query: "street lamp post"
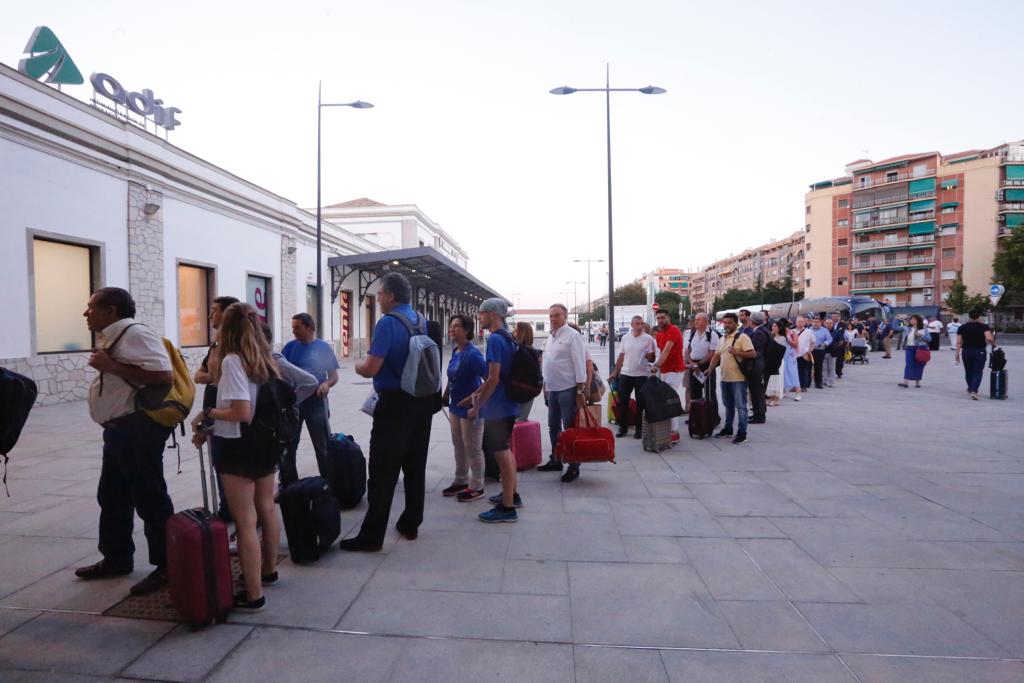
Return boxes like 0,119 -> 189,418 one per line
573,257 -> 604,318
565,280 -> 586,324
551,66 -> 665,371
316,81 -> 373,338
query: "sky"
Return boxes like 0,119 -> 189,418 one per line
3,0 -> 1022,309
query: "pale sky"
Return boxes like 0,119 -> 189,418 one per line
3,0 -> 1021,308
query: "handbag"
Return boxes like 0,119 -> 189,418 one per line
588,363 -> 606,403
914,345 -> 931,364
556,407 -> 615,464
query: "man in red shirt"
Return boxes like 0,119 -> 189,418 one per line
651,310 -> 685,442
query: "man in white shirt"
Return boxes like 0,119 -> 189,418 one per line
927,317 -> 943,351
683,313 -> 721,409
946,317 -> 960,351
537,304 -> 587,482
608,316 -> 656,439
76,287 -> 175,598
796,316 -> 815,391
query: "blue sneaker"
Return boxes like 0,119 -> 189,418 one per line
479,505 -> 518,524
487,492 -> 523,508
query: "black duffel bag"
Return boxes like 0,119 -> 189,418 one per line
640,376 -> 684,424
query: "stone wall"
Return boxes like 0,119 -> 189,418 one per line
280,235 -> 297,343
127,182 -> 166,334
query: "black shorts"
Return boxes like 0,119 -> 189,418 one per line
483,416 -> 516,452
212,435 -> 279,480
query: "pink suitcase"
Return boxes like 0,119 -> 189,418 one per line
511,420 -> 542,471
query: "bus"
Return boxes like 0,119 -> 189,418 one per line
767,296 -> 888,323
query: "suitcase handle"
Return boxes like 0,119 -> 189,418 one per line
197,443 -> 217,514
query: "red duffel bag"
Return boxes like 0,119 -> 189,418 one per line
556,407 -> 616,464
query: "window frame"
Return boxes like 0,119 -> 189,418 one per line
176,260 -> 216,348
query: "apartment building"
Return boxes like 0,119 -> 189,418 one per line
805,140 -> 1023,306
690,231 -> 806,313
639,268 -> 695,296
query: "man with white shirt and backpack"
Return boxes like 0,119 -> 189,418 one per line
608,316 -> 656,439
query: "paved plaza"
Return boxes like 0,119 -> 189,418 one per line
1,341 -> 1022,682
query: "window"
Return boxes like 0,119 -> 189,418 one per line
941,270 -> 957,280
33,238 -> 96,353
940,224 -> 958,236
838,219 -> 849,227
805,279 -> 811,287
805,205 -> 811,215
838,199 -> 849,208
941,206 -> 956,214
837,278 -> 846,286
535,322 -> 545,332
838,238 -> 848,247
942,248 -> 956,259
806,243 -> 811,251
306,284 -> 319,330
838,258 -> 848,266
247,275 -> 272,324
805,224 -> 811,232
178,264 -> 213,347
886,172 -> 898,182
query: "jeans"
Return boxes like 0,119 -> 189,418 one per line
812,349 -> 827,388
835,348 -> 845,377
720,380 -> 748,434
962,348 -> 986,394
280,396 -> 331,487
616,374 -> 647,434
355,390 -> 434,545
823,355 -> 836,386
98,413 -> 174,569
449,412 -> 485,491
547,387 -> 579,464
797,356 -> 812,390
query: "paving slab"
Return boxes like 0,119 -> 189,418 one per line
842,654 -> 1024,683
507,512 -> 626,561
659,650 -> 858,682
737,539 -> 861,603
687,483 -> 812,517
368,529 -> 508,593
715,600 -> 830,652
390,637 -> 574,683
122,623 -> 253,682
681,538 -> 785,600
573,645 -> 669,683
500,559 -> 569,595
0,607 -> 40,637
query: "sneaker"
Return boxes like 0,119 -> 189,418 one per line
748,417 -> 766,425
457,488 -> 485,502
240,571 -> 280,586
233,592 -> 266,613
488,492 -> 523,508
633,431 -> 642,439
714,428 -> 734,438
479,505 -> 518,524
616,430 -> 629,438
74,560 -> 133,581
560,466 -> 580,483
670,431 -> 681,444
129,568 -> 167,596
442,482 -> 467,497
971,393 -> 979,401
537,459 -> 563,472
732,432 -> 747,444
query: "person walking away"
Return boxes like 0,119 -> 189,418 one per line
684,313 -> 721,414
340,273 -> 436,549
599,324 -> 609,348
866,315 -> 880,352
706,313 -> 756,444
537,304 -> 588,482
442,314 -> 488,501
946,317 -> 961,352
822,319 -> 837,387
810,317 -> 831,389
742,312 -> 770,424
190,303 -> 282,612
898,314 -> 932,388
608,315 -> 656,439
765,321 -> 787,406
513,322 -> 536,421
76,287 -> 175,596
780,318 -> 802,401
469,298 -> 523,522
830,313 -> 847,378
652,310 -> 686,442
795,317 -> 815,391
193,296 -> 239,523
279,313 -> 339,490
927,317 -> 943,351
955,309 -> 995,400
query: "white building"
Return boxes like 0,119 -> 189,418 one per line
0,62 -> 499,404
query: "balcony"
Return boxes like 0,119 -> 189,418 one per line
999,203 -> 1024,213
1001,179 -> 1024,188
851,189 -> 935,210
853,170 -> 935,192
851,257 -> 934,273
851,235 -> 935,253
852,212 -> 934,233
851,279 -> 933,294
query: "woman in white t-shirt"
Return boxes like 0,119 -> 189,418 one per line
191,303 -> 281,613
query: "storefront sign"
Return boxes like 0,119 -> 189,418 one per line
89,73 -> 182,131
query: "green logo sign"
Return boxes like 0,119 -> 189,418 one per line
18,26 -> 84,85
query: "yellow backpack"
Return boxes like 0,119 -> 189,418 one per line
104,324 -> 196,429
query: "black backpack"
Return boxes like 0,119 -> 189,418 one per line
990,347 -> 1007,372
495,328 -> 543,402
0,368 -> 38,495
241,378 -> 299,458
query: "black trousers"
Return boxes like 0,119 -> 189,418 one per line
98,413 -> 173,569
797,357 -> 812,390
834,349 -> 845,378
356,390 -> 434,546
812,350 -> 826,388
747,370 -> 766,419
616,374 -> 647,434
688,367 -> 717,406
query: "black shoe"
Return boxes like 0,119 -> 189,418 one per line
74,560 -> 133,580
442,481 -> 467,497
339,537 -> 383,552
560,466 -> 580,483
396,523 -> 418,541
239,571 -> 280,586
748,417 -> 766,424
732,432 -> 747,444
129,568 -> 167,596
537,459 -> 563,472
633,432 -> 642,439
714,428 -> 734,438
616,430 -> 628,438
233,592 -> 266,613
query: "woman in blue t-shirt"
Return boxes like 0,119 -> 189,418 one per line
441,314 -> 489,502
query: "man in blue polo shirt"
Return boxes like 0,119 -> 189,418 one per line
280,313 -> 339,488
339,272 -> 435,551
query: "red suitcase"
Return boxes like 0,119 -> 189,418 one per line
166,443 -> 233,628
511,420 -> 542,471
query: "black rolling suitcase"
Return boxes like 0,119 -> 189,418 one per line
990,370 -> 1007,400
326,433 -> 367,509
278,477 -> 340,564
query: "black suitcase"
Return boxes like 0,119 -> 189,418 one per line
687,380 -> 718,439
325,433 -> 367,509
641,376 -> 684,424
990,369 -> 1008,400
278,477 -> 340,564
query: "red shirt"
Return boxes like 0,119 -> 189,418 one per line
655,324 -> 684,373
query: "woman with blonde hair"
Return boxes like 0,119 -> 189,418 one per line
191,303 -> 281,612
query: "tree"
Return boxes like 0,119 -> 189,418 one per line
613,282 -> 646,305
712,288 -> 759,312
945,272 -> 990,315
654,291 -> 686,323
993,228 -> 1024,309
579,305 -> 606,325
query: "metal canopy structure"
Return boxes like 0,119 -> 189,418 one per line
328,246 -> 505,316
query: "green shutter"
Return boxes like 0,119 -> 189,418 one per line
909,199 -> 934,212
940,202 -> 960,208
1005,189 -> 1024,201
909,178 -> 936,194
1007,165 -> 1024,180
940,178 -> 959,188
1007,214 -> 1024,228
909,221 -> 936,235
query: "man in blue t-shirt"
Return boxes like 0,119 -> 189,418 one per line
339,272 -> 436,552
463,298 -> 521,524
280,313 -> 339,488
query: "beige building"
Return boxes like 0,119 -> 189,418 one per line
690,231 -> 806,313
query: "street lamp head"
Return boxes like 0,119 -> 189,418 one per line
549,86 -> 577,95
638,86 -> 666,95
350,100 -> 375,108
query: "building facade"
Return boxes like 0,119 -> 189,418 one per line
639,268 -> 695,296
690,231 -> 806,313
805,141 -> 1023,306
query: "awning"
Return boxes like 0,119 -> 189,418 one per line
1007,165 -> 1024,180
1006,213 -> 1024,228
328,246 -> 506,307
940,202 -> 960,208
1005,189 -> 1024,201
909,221 -> 936,236
940,178 -> 959,188
909,199 -> 935,212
